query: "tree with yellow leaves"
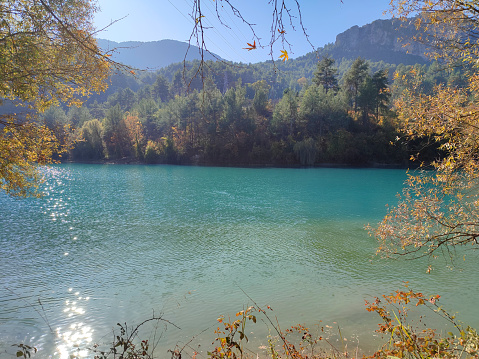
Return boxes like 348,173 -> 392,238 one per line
124,112 -> 145,159
0,0 -> 115,197
372,0 -> 479,261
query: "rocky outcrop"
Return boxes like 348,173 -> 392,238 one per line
331,19 -> 429,65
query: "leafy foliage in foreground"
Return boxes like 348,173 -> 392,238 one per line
364,286 -> 478,359
30,286 -> 473,359
0,0 -> 113,197
0,119 -> 61,197
371,0 -> 479,260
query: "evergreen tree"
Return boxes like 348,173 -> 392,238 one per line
170,70 -> 184,97
152,75 -> 170,102
298,85 -> 322,137
357,76 -> 376,129
343,57 -> 369,112
252,80 -> 270,117
272,89 -> 298,139
313,56 -> 339,93
371,70 -> 391,121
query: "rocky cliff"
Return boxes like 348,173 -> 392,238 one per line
330,18 -> 429,65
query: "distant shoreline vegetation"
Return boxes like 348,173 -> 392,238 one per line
63,157 -> 409,169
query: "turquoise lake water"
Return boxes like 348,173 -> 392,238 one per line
0,164 -> 477,358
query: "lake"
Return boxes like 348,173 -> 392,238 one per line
1,164 -> 477,358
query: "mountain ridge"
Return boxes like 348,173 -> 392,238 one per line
96,38 -> 222,70
97,18 -> 429,71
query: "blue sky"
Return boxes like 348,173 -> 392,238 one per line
94,0 -> 391,62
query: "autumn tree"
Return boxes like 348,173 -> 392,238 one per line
372,0 -> 479,261
0,122 -> 60,197
0,0 -> 116,197
124,112 -> 145,159
103,105 -> 131,159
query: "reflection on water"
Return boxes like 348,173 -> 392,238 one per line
0,164 -> 478,357
55,289 -> 92,358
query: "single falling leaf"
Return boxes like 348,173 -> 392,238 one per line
243,40 -> 256,51
279,50 -> 289,61
130,70 -> 136,75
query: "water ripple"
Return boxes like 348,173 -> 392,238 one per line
1,164 -> 478,357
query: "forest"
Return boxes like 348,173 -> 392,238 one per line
38,56 -> 464,167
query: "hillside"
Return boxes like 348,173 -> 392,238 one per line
96,39 -> 222,70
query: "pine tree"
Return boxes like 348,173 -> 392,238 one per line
312,56 -> 339,93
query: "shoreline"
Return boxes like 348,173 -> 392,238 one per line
62,158 -> 410,170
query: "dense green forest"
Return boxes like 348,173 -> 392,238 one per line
39,54 -> 464,167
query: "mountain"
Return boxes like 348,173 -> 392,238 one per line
97,18 -> 428,74
325,18 -> 429,65
96,39 -> 222,70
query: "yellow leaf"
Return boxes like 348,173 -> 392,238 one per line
279,50 -> 288,62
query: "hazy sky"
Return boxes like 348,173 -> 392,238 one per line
93,0 -> 391,62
